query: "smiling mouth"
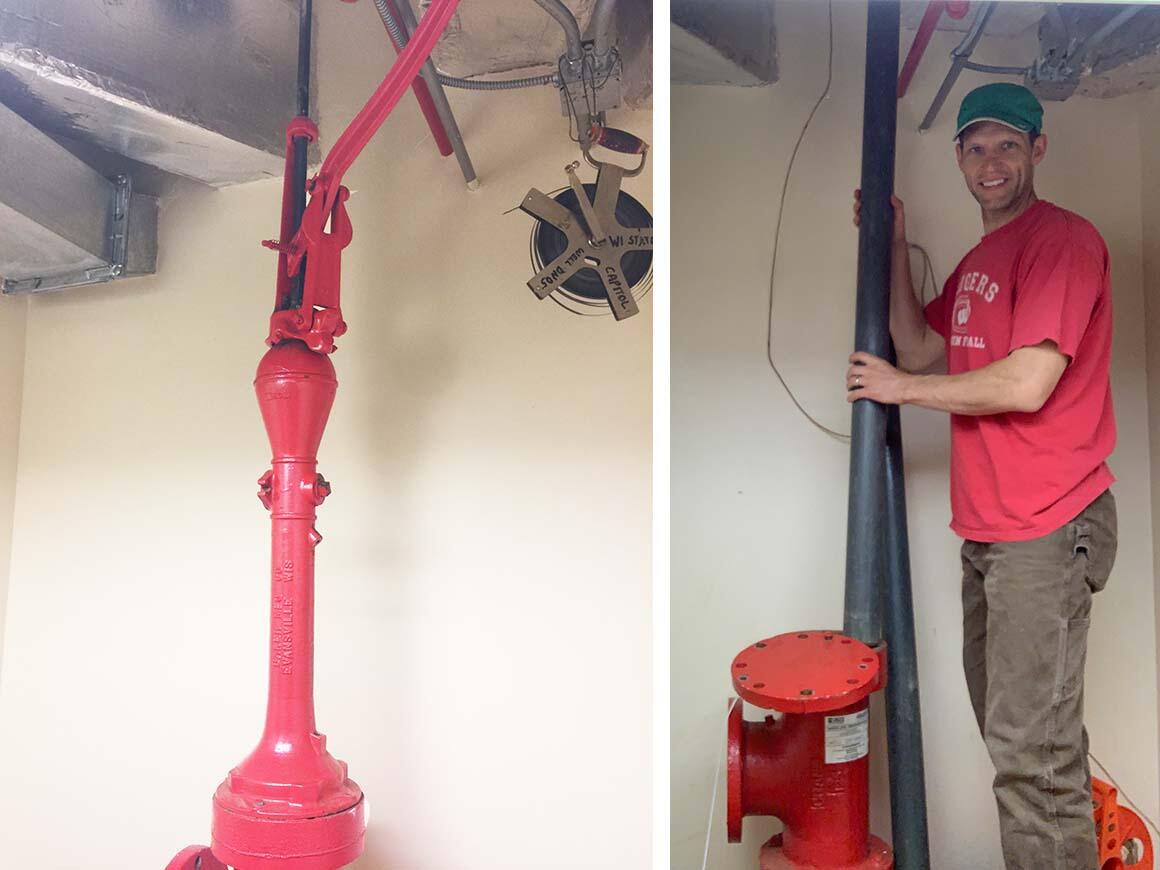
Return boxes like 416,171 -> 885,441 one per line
979,178 -> 1008,189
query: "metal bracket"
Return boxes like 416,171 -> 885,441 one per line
3,175 -> 135,294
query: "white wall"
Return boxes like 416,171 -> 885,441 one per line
0,292 -> 27,670
0,3 -> 652,868
672,2 -> 1159,868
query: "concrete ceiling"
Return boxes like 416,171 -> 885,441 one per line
672,0 -> 777,86
672,0 -> 776,86
674,0 -> 1160,100
433,0 -> 598,75
899,1 -> 1160,100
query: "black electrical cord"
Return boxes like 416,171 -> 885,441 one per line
764,0 -> 847,440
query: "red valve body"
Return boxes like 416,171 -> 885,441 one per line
211,340 -> 365,870
728,632 -> 893,869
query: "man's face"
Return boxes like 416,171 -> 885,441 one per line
955,121 -> 1047,213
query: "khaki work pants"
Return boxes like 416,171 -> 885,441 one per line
960,489 -> 1117,870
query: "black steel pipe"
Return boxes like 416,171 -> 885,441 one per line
286,0 -> 313,311
882,394 -> 931,870
844,0 -> 899,645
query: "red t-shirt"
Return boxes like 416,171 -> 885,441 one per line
923,200 -> 1116,543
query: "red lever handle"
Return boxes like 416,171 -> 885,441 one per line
269,0 -> 461,352
314,0 -> 460,215
589,125 -> 648,155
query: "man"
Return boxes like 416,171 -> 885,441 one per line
850,82 -> 1118,870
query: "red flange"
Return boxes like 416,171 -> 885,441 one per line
731,631 -> 886,714
727,632 -> 892,869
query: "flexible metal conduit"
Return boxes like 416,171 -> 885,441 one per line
373,0 -> 559,89
434,70 -> 558,90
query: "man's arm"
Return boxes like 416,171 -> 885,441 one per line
854,191 -> 944,372
846,341 -> 1068,415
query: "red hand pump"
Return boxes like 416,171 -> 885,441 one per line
167,2 -> 460,867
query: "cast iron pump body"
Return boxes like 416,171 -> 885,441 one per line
165,0 -> 461,866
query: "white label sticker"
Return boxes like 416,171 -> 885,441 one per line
824,709 -> 869,764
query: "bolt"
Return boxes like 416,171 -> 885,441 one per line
257,469 -> 274,509
314,474 -> 332,505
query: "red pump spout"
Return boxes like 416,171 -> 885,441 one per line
211,340 -> 365,870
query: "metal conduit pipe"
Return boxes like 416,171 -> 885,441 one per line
919,1 -> 998,132
532,0 -> 585,63
1077,4 -> 1145,57
844,0 -> 900,645
589,0 -> 617,59
374,0 -> 558,90
951,4 -> 1141,81
375,0 -> 479,186
883,395 -> 931,870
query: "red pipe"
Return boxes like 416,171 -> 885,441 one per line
380,0 -> 454,156
898,1 -> 970,99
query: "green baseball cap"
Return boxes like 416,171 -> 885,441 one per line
954,82 -> 1043,140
